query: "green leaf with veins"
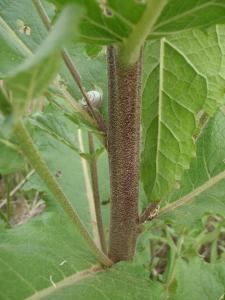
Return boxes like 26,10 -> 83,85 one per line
141,38 -> 206,202
29,110 -> 82,155
29,263 -> 165,300
23,103 -> 110,230
4,4 -> 83,118
0,212 -> 96,300
50,0 -> 225,44
160,110 -> 225,227
168,257 -> 225,300
167,26 -> 225,115
141,26 -> 225,203
0,1 -> 108,127
0,0 -> 55,77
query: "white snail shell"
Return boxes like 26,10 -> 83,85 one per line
81,90 -> 102,109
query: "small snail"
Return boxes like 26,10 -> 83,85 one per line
81,90 -> 103,109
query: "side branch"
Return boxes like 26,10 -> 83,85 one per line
15,120 -> 112,267
140,170 -> 225,223
32,0 -> 106,134
88,133 -> 107,253
159,170 -> 225,216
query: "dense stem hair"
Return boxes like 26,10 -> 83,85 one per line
107,46 -> 142,262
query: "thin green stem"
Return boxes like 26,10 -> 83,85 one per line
88,132 -> 107,254
121,0 -> 167,65
140,170 -> 225,224
14,120 -> 112,267
32,0 -> 107,134
77,129 -> 101,247
159,170 -> 225,217
32,0 -> 51,30
0,170 -> 35,209
5,175 -> 12,220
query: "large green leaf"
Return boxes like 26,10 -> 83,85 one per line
168,257 -> 225,300
21,104 -> 109,232
0,1 -> 108,126
28,263 -> 165,300
50,0 -> 225,44
141,26 -> 225,203
153,0 -> 225,36
0,212 -> 96,300
160,110 -> 225,227
4,4 -> 82,117
141,38 -> 206,202
0,0 -> 54,77
168,26 -> 225,115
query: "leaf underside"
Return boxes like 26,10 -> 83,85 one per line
141,26 -> 225,203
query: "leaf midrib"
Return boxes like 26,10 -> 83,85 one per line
26,264 -> 102,300
0,15 -> 32,56
153,2 -> 225,31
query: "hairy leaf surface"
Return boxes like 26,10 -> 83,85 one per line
4,5 -> 82,117
160,110 -> 225,227
141,27 -> 225,203
50,0 -> 225,44
168,257 -> 225,300
0,212 -> 96,300
28,263 -> 165,300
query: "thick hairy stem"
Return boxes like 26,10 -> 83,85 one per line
88,133 -> 107,253
107,46 -> 141,262
15,120 -> 112,267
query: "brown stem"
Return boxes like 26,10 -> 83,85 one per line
107,46 -> 142,262
88,132 -> 107,254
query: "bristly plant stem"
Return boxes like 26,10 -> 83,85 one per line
107,46 -> 142,262
14,120 -> 112,267
32,0 -> 106,134
88,133 -> 107,254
